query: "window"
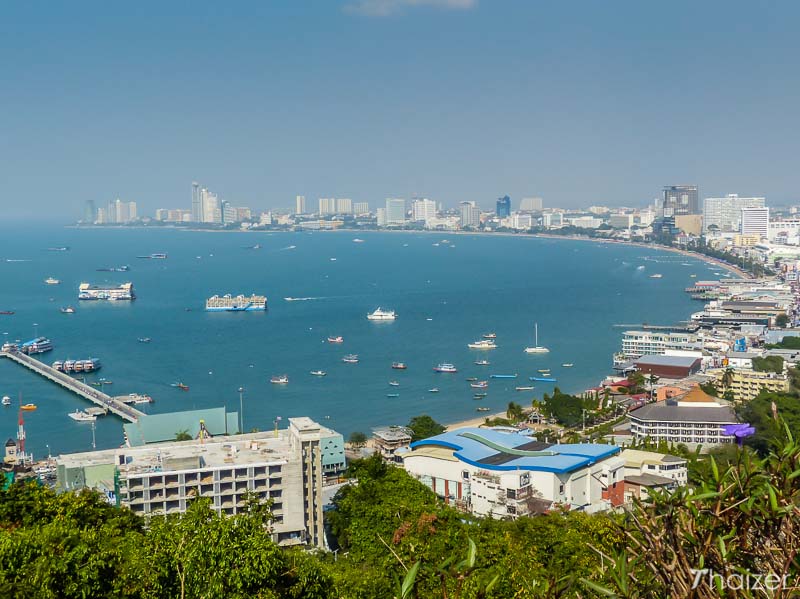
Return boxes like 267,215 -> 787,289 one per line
559,484 -> 565,495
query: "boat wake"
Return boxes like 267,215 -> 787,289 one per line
280,245 -> 297,251
284,296 -> 321,302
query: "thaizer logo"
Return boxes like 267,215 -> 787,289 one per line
691,568 -> 789,591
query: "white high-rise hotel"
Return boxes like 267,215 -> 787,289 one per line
740,206 -> 770,239
703,194 -> 765,232
411,198 -> 437,223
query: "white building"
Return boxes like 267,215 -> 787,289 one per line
402,428 -> 625,516
568,216 -> 603,229
200,188 -> 222,224
459,201 -> 480,228
768,219 -> 800,245
519,197 -> 543,211
609,213 -> 634,229
56,418 -> 336,548
295,195 -> 306,215
510,212 -> 533,230
620,330 -> 700,359
353,202 -> 369,215
385,198 -> 406,225
411,198 -> 437,224
335,198 -> 353,214
542,212 -> 563,228
703,195 -> 765,232
618,449 -> 688,486
636,209 -> 656,227
376,207 -> 386,227
741,206 -> 769,239
318,198 -> 336,215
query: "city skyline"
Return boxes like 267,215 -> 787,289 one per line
3,1 -> 800,220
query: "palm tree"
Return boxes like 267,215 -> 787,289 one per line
721,367 -> 735,393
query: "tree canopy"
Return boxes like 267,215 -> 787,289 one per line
407,414 -> 446,441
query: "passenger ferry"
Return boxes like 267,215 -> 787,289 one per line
391,362 -> 407,370
79,282 -> 135,301
270,375 -> 289,384
327,336 -> 344,343
205,294 -> 267,311
367,308 -> 396,321
342,354 -> 359,364
20,337 -> 53,355
434,363 -> 458,373
468,339 -> 497,350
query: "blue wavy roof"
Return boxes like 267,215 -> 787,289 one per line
410,427 -> 620,474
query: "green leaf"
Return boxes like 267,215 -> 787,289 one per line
401,561 -> 420,599
580,577 -> 619,597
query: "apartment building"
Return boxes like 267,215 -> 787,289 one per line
707,367 -> 790,401
620,330 -> 699,359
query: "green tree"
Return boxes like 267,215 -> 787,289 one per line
407,414 -> 446,441
751,355 -> 784,374
506,401 -> 525,422
175,429 -> 192,441
736,390 -> 800,455
348,431 -> 368,448
775,313 -> 790,328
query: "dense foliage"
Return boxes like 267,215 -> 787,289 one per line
537,387 -> 596,428
407,415 -> 446,442
751,355 -> 785,374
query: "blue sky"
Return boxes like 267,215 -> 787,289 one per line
2,0 -> 799,219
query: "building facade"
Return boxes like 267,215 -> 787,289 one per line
353,202 -> 369,215
459,201 -> 480,228
662,185 -> 699,216
740,207 -> 770,239
295,195 -> 306,215
520,197 -> 543,211
496,195 -> 511,218
703,194 -> 765,232
411,198 -> 437,223
385,198 -> 407,225
708,368 -> 789,401
620,330 -> 699,359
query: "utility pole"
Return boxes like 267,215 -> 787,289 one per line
238,387 -> 244,432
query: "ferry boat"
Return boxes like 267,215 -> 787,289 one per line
367,308 -> 396,321
79,282 -> 135,301
270,375 -> 289,384
391,362 -> 407,370
490,374 -> 517,379
342,354 -> 359,364
1,396 -> 11,406
327,336 -> 344,343
205,294 -> 267,311
53,358 -> 100,373
482,333 -> 497,339
467,339 -> 497,350
20,404 -> 37,411
470,381 -> 488,389
60,306 -> 76,314
530,376 -> 557,382
44,277 -> 60,285
68,409 -> 96,422
515,386 -> 535,391
20,337 -> 53,355
434,363 -> 458,373
475,359 -> 490,366
389,381 -> 400,387
1,342 -> 18,352
649,274 -> 663,279
524,323 -> 549,354
310,370 -> 327,376
476,406 -> 491,412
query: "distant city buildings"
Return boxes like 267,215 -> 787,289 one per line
459,201 -> 480,228
662,185 -> 699,216
83,200 -> 96,223
385,198 -> 407,225
295,195 -> 306,215
740,206 -> 770,239
496,195 -> 511,218
703,194 -> 765,232
155,209 -> 192,222
520,197 -> 543,212
96,199 -> 137,224
411,198 -> 437,224
336,198 -> 353,215
353,201 -> 369,215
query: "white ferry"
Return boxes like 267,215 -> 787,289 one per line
367,308 -> 396,321
433,363 -> 458,373
79,282 -> 135,301
205,294 -> 267,311
467,339 -> 497,350
270,375 -> 289,384
45,277 -> 60,285
68,409 -> 96,422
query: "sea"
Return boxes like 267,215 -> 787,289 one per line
0,225 -> 730,457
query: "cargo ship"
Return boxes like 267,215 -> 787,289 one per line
78,282 -> 135,301
20,337 -> 53,355
205,294 -> 267,311
53,358 -> 101,373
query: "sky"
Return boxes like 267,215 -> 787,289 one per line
2,0 -> 800,220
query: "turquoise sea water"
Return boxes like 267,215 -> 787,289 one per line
0,226 -> 725,457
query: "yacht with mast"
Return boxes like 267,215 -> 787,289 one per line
524,323 -> 549,354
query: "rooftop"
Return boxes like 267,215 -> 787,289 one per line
634,355 -> 701,367
619,449 -> 686,467
629,399 -> 737,425
407,428 -> 620,474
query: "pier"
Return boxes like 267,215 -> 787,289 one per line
0,350 -> 145,423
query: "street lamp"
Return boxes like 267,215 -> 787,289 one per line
33,323 -> 38,338
46,444 -> 51,459
238,387 -> 244,433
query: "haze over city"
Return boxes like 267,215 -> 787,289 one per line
3,0 -> 800,220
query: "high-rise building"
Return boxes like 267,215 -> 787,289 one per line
520,197 -> 543,212
662,185 -> 699,216
83,200 -> 97,223
221,201 -> 237,224
411,199 -> 437,223
385,198 -> 406,225
295,195 -> 306,215
201,188 -> 222,224
703,194 -> 765,232
235,207 -> 252,222
353,202 -> 369,215
96,207 -> 107,224
129,202 -> 137,221
376,207 -> 386,227
108,198 -> 136,224
459,201 -> 480,228
740,207 -> 769,239
318,198 -> 336,215
336,198 -> 353,214
496,195 -> 511,218
191,182 -> 202,222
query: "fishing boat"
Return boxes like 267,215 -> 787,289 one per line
1,396 -> 11,406
389,381 -> 400,387
562,363 -> 574,367
476,407 -> 491,412
138,337 -> 152,343
0,311 -> 14,315
386,393 -> 400,398
482,333 -> 497,339
342,354 -> 359,364
44,277 -> 60,285
468,339 -> 497,350
60,306 -> 76,314
470,381 -> 488,389
473,393 -> 487,399
530,376 -> 557,382
68,409 -> 96,422
474,359 -> 490,366
20,404 -> 37,411
649,274 -> 663,279
434,363 -> 457,373
524,323 -> 549,354
490,374 -> 517,379
537,369 -> 551,373
327,336 -> 344,344
428,388 -> 439,393
270,375 -> 289,384
515,386 -> 535,391
310,370 -> 327,376
171,382 -> 189,391
391,362 -> 407,370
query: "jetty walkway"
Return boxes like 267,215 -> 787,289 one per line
0,350 -> 145,422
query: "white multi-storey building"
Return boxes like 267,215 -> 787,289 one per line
519,197 -> 543,211
335,198 -> 353,214
56,418 -> 336,547
703,195 -> 765,232
353,202 -> 369,215
620,330 -> 699,359
295,195 -> 306,215
200,188 -> 222,224
510,212 -> 533,230
740,206 -> 770,239
609,213 -> 634,229
459,201 -> 480,228
318,198 -> 336,215
411,198 -> 437,224
385,198 -> 407,225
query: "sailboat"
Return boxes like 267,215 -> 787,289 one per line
524,323 -> 550,354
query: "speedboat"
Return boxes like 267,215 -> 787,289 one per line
562,363 -> 574,367
538,369 -> 551,373
171,382 -> 189,391
1,396 -> 10,406
428,388 -> 439,393
68,409 -> 96,422
386,393 -> 400,398
476,407 -> 491,412
389,381 -> 400,387
470,381 -> 488,389
327,336 -> 344,344
649,274 -> 663,279
475,360 -> 490,366
391,362 -> 407,370
342,354 -> 359,363
20,403 -> 37,411
44,277 -> 60,285
473,393 -> 487,399
466,377 -> 478,382
60,306 -> 76,314
310,370 -> 327,376
270,375 -> 289,384
138,337 -> 152,343
515,386 -> 535,391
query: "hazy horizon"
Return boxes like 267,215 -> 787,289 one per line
3,1 -> 799,219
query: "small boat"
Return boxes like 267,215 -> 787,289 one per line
270,375 -> 289,384
60,306 -> 76,314
386,393 -> 400,398
171,382 -> 189,391
524,323 -> 549,354
1,396 -> 11,406
475,359 -> 490,366
44,277 -> 60,285
538,369 -> 551,373
530,376 -> 557,382
0,310 -> 14,315
434,363 -> 458,373
389,381 -> 400,387
330,257 -> 337,261
428,388 -> 439,393
482,333 -> 497,339
562,363 -> 574,368
90,382 -> 102,387
68,409 -> 96,422
473,393 -> 487,399
649,274 -> 663,279
352,238 -> 365,243
476,407 -> 491,412
468,339 -> 497,350
470,381 -> 488,389
327,336 -> 344,344
367,308 -> 397,321
342,354 -> 359,363
391,362 -> 407,370
466,377 -> 478,382
690,274 -> 697,278
310,370 -> 327,376
490,374 -> 518,379
20,403 -> 37,411
47,247 -> 69,252
515,386 -> 535,391
138,337 -> 152,343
